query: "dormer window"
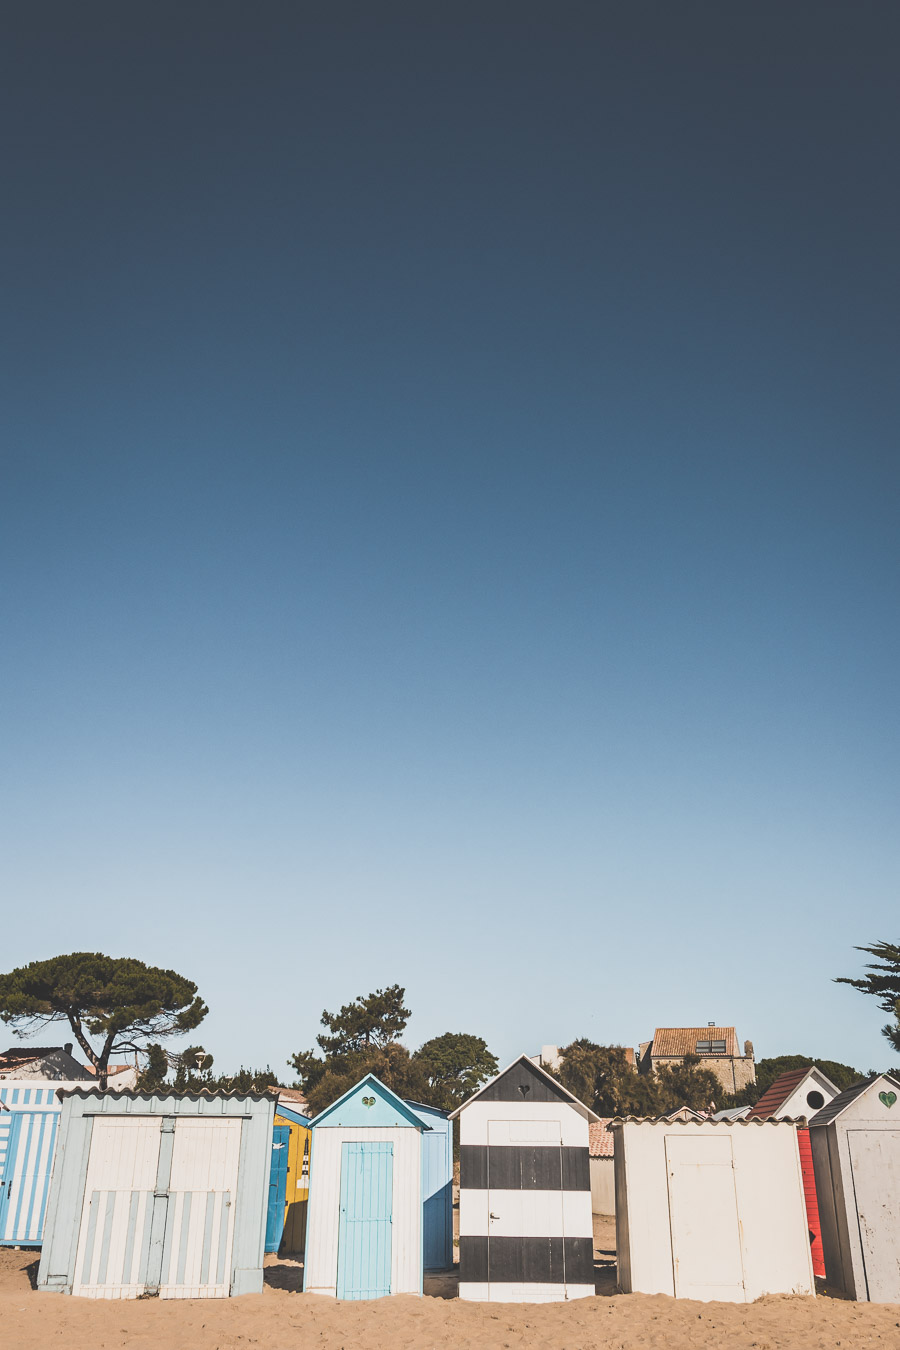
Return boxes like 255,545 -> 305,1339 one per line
696,1039 -> 727,1054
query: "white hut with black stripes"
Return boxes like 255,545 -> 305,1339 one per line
450,1054 -> 599,1302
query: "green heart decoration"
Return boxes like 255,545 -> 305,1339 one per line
361,1095 -> 376,1108
879,1090 -> 897,1109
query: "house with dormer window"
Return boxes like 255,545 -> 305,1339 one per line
638,1024 -> 756,1094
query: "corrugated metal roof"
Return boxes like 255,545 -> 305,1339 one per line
56,1086 -> 276,1102
808,1072 -> 900,1127
607,1115 -> 805,1128
589,1119 -> 615,1157
650,1027 -> 740,1057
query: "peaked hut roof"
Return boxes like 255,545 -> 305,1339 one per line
449,1053 -> 599,1122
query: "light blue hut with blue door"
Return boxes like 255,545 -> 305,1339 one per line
303,1074 -> 450,1298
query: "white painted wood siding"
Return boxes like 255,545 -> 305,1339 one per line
73,1118 -> 163,1298
461,1188 -> 591,1238
304,1126 -> 421,1297
615,1121 -> 814,1301
460,1101 -> 589,1148
159,1118 -> 242,1299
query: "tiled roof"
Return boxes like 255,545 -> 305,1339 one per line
746,1068 -> 815,1119
0,1047 -> 65,1063
278,1086 -> 310,1110
589,1119 -> 615,1157
651,1027 -> 739,1058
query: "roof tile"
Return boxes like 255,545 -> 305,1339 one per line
651,1027 -> 740,1058
589,1119 -> 615,1157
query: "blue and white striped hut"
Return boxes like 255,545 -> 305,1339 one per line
0,1080 -> 87,1248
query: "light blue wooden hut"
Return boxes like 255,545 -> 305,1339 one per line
304,1074 -> 451,1298
406,1099 -> 453,1271
37,1088 -> 275,1298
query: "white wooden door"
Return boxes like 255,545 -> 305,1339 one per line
848,1129 -> 900,1302
73,1118 -> 163,1298
665,1135 -> 745,1301
159,1118 -> 242,1298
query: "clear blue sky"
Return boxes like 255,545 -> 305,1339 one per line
2,3 -> 898,1079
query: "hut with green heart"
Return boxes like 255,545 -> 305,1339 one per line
303,1073 -> 442,1299
809,1071 -> 900,1301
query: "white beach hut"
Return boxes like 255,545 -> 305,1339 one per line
809,1072 -> 900,1302
37,1088 -> 274,1298
611,1116 -> 815,1301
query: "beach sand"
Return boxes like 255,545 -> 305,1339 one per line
3,1217 -> 898,1349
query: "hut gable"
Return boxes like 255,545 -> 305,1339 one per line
450,1054 -> 599,1121
310,1075 -> 426,1131
809,1072 -> 900,1128
747,1066 -> 839,1122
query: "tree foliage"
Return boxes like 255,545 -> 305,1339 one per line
135,1042 -> 170,1092
556,1040 -> 723,1115
290,986 -> 498,1115
556,1041 -> 657,1115
135,1042 -> 279,1096
0,952 -> 207,1089
836,941 -> 900,1052
414,1033 -> 498,1111
316,985 -> 411,1057
653,1055 -> 722,1113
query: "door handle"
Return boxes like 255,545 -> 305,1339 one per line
489,1212 -> 500,1220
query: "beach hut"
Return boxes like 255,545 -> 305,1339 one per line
746,1065 -> 840,1278
303,1073 -> 431,1299
37,1087 -> 274,1298
451,1054 -> 598,1303
612,1116 -> 815,1301
0,1079 -> 90,1247
406,1099 -> 453,1270
809,1072 -> 900,1302
268,1100 -> 311,1256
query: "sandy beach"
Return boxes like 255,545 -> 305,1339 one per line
4,1217 -> 899,1350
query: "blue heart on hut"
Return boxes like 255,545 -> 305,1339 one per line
879,1091 -> 897,1109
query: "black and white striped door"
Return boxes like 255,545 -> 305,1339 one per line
459,1113 -> 595,1301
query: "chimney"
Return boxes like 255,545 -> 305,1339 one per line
64,1043 -> 73,1055
708,1021 -> 715,1027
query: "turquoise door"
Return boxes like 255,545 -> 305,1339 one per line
265,1125 -> 291,1253
336,1141 -> 393,1299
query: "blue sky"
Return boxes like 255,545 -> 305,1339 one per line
2,4 -> 898,1079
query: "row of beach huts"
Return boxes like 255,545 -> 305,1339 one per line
1,1054 -> 898,1303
